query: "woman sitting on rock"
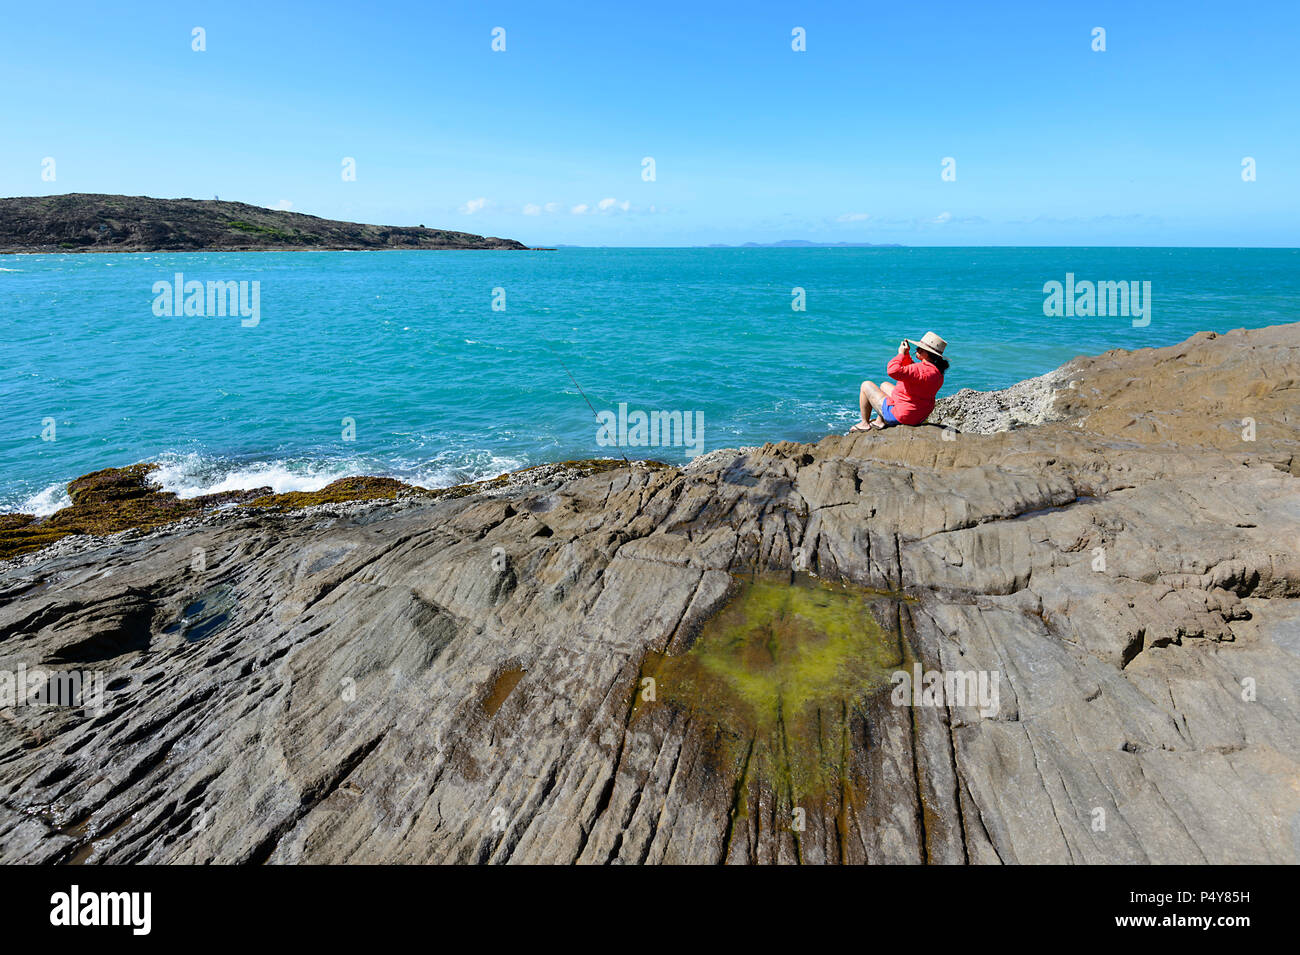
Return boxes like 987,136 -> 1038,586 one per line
851,331 -> 948,432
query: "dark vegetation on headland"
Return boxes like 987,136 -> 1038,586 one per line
0,460 -> 649,562
0,194 -> 531,252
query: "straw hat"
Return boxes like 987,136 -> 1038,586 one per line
912,331 -> 947,356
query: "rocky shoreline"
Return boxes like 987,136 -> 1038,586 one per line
0,460 -> 637,566
0,324 -> 1297,864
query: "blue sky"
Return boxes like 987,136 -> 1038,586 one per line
2,0 -> 1296,246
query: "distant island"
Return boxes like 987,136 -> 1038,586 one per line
542,241 -> 906,249
0,194 -> 530,253
706,240 -> 904,248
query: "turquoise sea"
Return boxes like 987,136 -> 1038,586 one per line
2,247 -> 1296,514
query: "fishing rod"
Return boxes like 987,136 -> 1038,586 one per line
555,355 -> 631,468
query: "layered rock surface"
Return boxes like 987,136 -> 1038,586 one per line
0,324 -> 1297,864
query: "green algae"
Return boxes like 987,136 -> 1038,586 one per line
637,573 -> 907,806
246,475 -> 438,510
0,464 -> 266,561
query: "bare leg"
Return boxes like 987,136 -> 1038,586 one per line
851,380 -> 888,432
871,381 -> 896,426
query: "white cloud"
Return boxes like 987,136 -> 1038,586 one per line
523,200 -> 629,217
272,199 -> 293,211
524,198 -> 645,217
460,197 -> 488,214
836,212 -> 870,222
929,211 -> 952,225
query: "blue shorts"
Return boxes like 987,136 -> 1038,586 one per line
879,399 -> 900,426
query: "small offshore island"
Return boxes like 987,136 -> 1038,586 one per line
0,324 -> 1297,864
0,194 -> 530,253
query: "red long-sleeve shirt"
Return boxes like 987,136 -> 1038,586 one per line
885,352 -> 943,425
